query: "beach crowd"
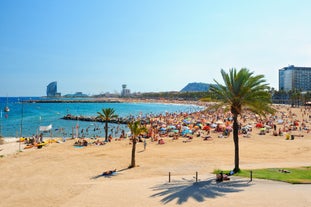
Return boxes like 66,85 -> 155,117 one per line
4,101 -> 311,151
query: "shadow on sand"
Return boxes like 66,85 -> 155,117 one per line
151,177 -> 251,205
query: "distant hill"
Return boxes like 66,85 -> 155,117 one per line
180,82 -> 213,92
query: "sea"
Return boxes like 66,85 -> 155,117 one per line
0,97 -> 203,139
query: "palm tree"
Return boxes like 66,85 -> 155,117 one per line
127,120 -> 147,168
97,108 -> 118,142
210,68 -> 275,173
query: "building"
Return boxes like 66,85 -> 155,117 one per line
279,65 -> 311,92
46,81 -> 61,97
121,84 -> 131,97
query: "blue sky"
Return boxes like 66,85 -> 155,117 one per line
1,0 -> 311,96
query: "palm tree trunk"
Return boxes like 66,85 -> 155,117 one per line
233,114 -> 240,173
130,138 -> 136,168
105,121 -> 108,142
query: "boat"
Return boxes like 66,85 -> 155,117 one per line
4,96 -> 9,112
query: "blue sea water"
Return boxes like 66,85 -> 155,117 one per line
0,97 -> 203,138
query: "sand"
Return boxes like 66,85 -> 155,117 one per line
0,105 -> 311,207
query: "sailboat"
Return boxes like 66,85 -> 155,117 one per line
4,96 -> 9,112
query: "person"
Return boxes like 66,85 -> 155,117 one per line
158,138 -> 165,144
102,169 -> 116,175
216,172 -> 224,182
39,133 -> 43,143
273,130 -> 278,136
203,135 -> 212,140
216,171 -> 230,182
143,139 -> 147,150
83,139 -> 88,146
285,133 -> 290,140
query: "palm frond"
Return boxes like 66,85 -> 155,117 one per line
209,68 -> 275,116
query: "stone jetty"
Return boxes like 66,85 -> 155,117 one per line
61,114 -> 135,125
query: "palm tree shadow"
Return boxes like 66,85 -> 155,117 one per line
151,177 -> 251,205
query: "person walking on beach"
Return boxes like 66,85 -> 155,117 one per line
144,139 -> 147,151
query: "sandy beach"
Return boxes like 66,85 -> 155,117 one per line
1,105 -> 311,207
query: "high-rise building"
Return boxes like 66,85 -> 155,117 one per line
121,84 -> 130,97
46,81 -> 60,97
279,65 -> 311,92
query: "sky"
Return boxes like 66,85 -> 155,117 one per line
1,0 -> 311,97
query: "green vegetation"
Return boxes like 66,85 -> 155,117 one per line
127,120 -> 147,168
214,167 -> 311,184
97,108 -> 118,142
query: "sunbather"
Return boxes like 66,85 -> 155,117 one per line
216,172 -> 230,182
102,169 -> 117,175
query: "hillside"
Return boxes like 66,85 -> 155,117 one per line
180,82 -> 212,92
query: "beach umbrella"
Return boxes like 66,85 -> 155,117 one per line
256,123 -> 263,128
277,119 -> 284,124
183,119 -> 191,124
181,129 -> 192,136
196,123 -> 203,128
211,123 -> 217,128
